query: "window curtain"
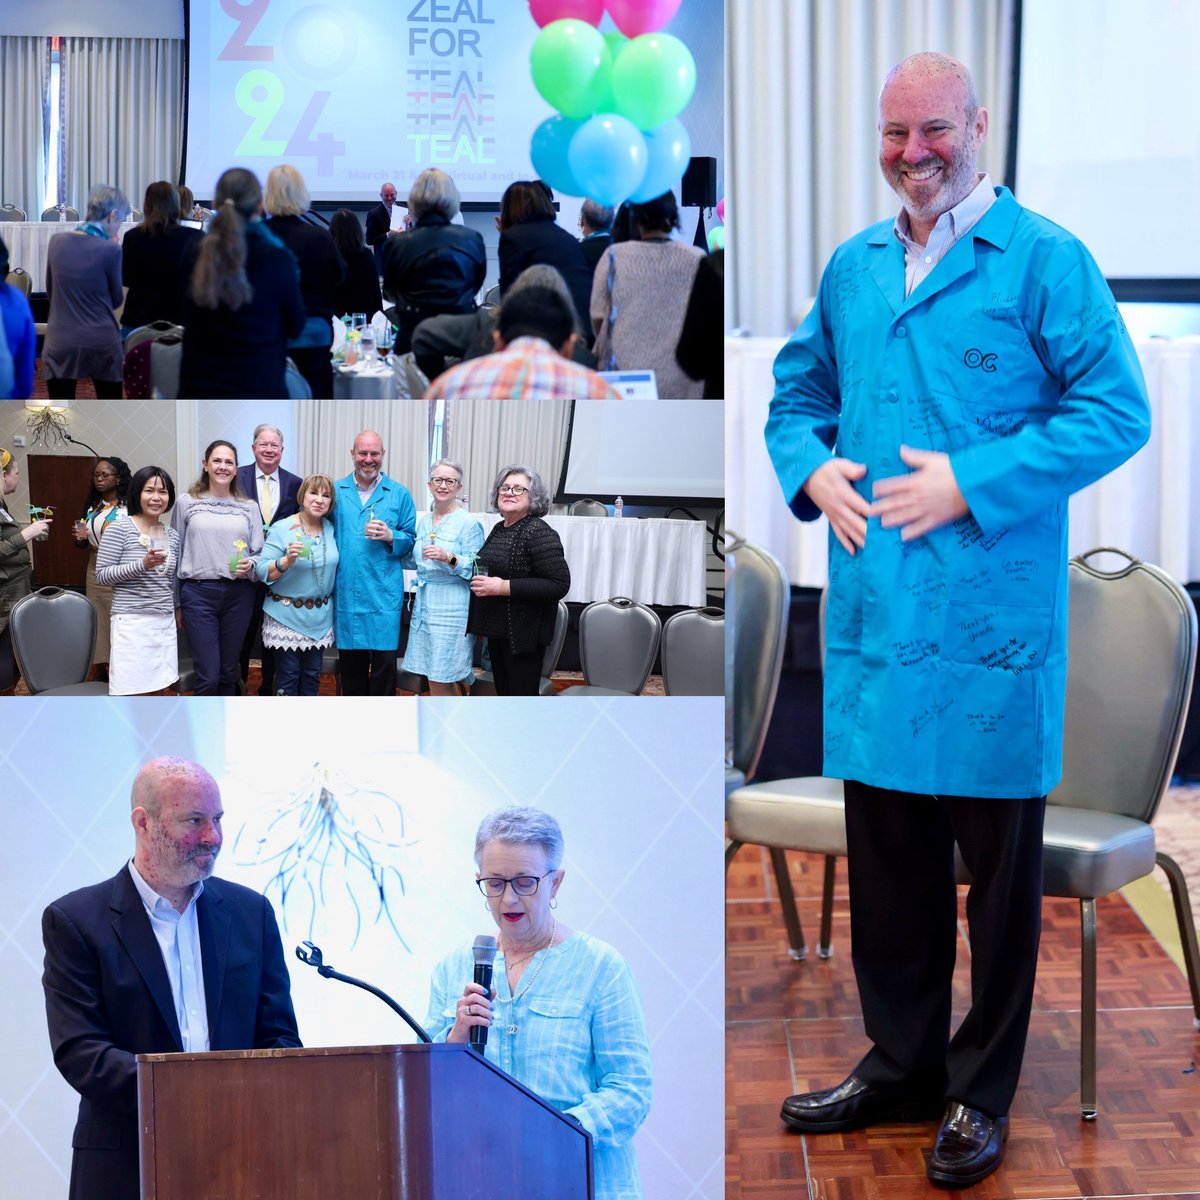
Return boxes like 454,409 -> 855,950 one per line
443,398 -> 571,514
295,400 -> 431,501
0,37 -> 50,220
728,0 -> 1015,337
60,37 -> 183,215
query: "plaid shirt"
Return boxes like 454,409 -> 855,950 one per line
424,337 -> 621,399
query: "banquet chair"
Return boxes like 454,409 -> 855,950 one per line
724,535 -> 789,795
129,208 -> 143,223
473,599 -> 569,696
727,547 -> 1200,1117
6,268 -> 32,296
124,321 -> 183,353
0,204 -> 25,221
561,597 -> 661,696
393,352 -> 429,399
285,357 -> 312,399
9,588 -> 108,695
568,499 -> 608,517
41,206 -> 79,222
660,606 -> 724,695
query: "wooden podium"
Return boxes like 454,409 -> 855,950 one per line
136,1043 -> 593,1199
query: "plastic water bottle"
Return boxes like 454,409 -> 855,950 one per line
58,204 -> 66,223
614,496 -> 624,518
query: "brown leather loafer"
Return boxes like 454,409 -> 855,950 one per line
781,1074 -> 944,1133
927,1101 -> 1009,1187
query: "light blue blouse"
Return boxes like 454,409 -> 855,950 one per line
427,932 -> 652,1200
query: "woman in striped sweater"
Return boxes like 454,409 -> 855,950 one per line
95,465 -> 180,695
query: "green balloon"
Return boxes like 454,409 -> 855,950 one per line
611,33 -> 696,131
707,224 -> 725,252
594,31 -> 629,112
530,19 -> 612,121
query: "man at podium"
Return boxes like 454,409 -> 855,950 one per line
41,756 -> 301,1200
427,806 -> 653,1200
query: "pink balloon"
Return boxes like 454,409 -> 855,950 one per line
605,0 -> 682,37
716,197 -> 725,223
529,0 -> 605,27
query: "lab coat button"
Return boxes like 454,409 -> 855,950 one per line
895,325 -> 908,338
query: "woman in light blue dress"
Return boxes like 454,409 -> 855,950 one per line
426,806 -> 652,1200
401,458 -> 483,694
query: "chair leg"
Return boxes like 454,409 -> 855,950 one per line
1079,898 -> 1098,1120
768,847 -> 808,961
817,854 -> 837,959
1155,851 -> 1200,1025
725,839 -> 742,871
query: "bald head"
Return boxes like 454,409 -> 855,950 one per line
132,756 -> 218,818
880,53 -> 978,125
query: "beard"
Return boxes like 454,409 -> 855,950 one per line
882,148 -> 979,224
148,823 -> 219,888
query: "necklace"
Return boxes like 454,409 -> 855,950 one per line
499,917 -> 556,1037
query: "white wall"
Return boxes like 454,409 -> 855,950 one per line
0,697 -> 723,1200
0,0 -> 184,38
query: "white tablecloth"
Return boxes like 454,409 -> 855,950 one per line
410,513 -> 706,605
728,334 -> 1200,586
2,221 -> 138,291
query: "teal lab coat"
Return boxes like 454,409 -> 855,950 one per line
766,186 -> 1150,798
332,472 -> 416,650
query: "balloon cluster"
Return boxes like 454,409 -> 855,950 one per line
528,0 -> 695,207
708,195 -> 725,252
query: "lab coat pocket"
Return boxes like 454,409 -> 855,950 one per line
942,599 -> 1050,673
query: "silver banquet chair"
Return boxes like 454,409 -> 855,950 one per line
0,203 -> 26,222
9,588 -> 109,695
560,596 -> 661,696
40,206 -> 79,222
726,547 -> 1200,1116
660,606 -> 725,695
473,599 -> 570,696
568,498 -> 608,517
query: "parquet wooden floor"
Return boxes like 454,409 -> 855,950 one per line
727,844 -> 1200,1200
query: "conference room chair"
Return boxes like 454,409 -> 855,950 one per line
285,357 -> 313,399
40,206 -> 79,222
568,499 -> 608,517
473,599 -> 569,696
660,606 -> 724,695
394,352 -> 430,399
129,208 -> 143,223
5,268 -> 32,296
724,534 -> 789,796
726,547 -> 1200,1117
560,596 -> 661,696
8,587 -> 109,695
0,203 -> 25,221
124,321 -> 183,353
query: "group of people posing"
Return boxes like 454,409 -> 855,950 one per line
0,425 -> 571,697
1,159 -> 719,401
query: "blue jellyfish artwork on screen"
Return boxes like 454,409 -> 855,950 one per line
232,762 -> 415,951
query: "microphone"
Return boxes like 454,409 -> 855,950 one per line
469,934 -> 497,1054
63,432 -> 103,458
295,942 -> 432,1043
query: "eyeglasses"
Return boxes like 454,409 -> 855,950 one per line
476,871 -> 555,897
498,485 -> 529,496
429,477 -> 460,488
93,471 -> 117,480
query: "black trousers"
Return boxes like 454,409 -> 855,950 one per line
339,648 -> 397,696
487,639 -> 543,696
238,582 -> 277,695
843,780 -> 1046,1118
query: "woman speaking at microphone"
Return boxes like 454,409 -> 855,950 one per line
426,806 -> 652,1200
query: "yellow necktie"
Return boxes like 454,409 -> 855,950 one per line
261,474 -> 274,524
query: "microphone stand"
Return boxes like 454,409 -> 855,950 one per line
63,432 -> 103,458
295,942 -> 432,1043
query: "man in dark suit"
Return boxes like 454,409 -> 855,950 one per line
365,181 -> 407,275
237,423 -> 301,694
42,756 -> 301,1200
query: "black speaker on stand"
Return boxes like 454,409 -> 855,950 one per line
681,155 -> 717,249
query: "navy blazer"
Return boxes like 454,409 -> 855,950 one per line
237,462 -> 302,527
42,868 -> 301,1200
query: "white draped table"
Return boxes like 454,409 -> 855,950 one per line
728,334 -> 1200,586
411,513 -> 706,605
2,220 -> 138,291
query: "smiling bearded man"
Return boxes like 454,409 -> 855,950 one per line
765,51 -> 1149,1187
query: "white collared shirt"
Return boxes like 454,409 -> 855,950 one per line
127,860 -> 210,1052
894,172 -> 998,297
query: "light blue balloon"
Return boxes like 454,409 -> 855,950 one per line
628,118 -> 691,203
531,115 -> 584,196
567,114 -> 647,207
